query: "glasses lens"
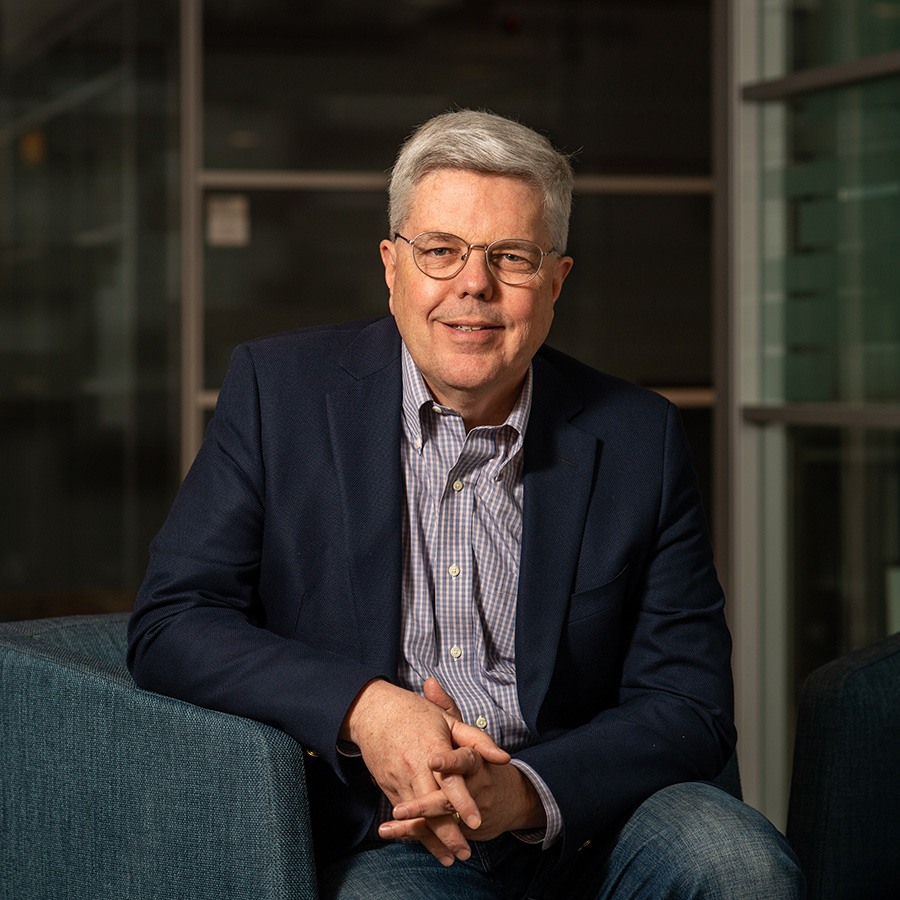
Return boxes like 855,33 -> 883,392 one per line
488,240 -> 544,284
412,233 -> 468,277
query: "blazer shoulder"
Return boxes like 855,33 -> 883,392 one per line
536,343 -> 671,423
233,316 -> 400,382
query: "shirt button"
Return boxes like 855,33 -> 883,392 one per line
452,479 -> 464,492
475,716 -> 488,730
414,437 -> 422,450
450,645 -> 462,659
448,564 -> 460,578
432,405 -> 442,414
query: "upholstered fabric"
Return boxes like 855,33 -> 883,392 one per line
786,631 -> 900,900
0,614 -> 317,900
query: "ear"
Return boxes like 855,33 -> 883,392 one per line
380,239 -> 397,293
550,255 -> 573,303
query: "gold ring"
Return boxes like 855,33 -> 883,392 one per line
452,811 -> 461,825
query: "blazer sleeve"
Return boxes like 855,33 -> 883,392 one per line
127,343 -> 388,776
516,399 -> 736,860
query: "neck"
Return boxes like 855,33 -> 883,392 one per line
426,379 -> 524,432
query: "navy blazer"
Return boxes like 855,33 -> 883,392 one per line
128,316 -> 735,869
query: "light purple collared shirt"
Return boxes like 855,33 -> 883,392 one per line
396,342 -> 562,847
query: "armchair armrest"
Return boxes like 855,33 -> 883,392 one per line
0,614 -> 318,900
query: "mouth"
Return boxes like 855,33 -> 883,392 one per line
443,322 -> 500,333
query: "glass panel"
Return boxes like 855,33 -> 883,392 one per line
791,0 -> 900,71
202,189 -> 715,513
782,426 -> 900,691
555,193 -> 711,387
0,0 -> 180,620
760,75 -> 900,403
762,0 -> 900,76
203,189 -> 390,388
203,0 -> 711,177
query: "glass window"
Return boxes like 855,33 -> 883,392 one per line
782,426 -> 900,682
760,75 -> 900,403
203,0 -> 712,177
203,189 -> 390,388
557,193 -> 712,387
0,0 -> 180,619
790,0 -> 900,71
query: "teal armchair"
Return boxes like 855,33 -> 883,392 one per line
0,614 -> 318,900
3,613 -> 897,900
786,630 -> 900,900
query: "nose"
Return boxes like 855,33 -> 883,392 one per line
457,245 -> 494,299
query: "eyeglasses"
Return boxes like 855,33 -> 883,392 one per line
394,231 -> 558,286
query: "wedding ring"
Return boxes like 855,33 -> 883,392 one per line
452,811 -> 461,825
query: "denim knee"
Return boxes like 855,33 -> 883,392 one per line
625,782 -> 806,899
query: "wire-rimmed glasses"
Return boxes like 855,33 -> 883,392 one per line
394,231 -> 558,286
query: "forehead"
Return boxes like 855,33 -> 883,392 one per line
406,169 -> 547,242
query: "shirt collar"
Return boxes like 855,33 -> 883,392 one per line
400,342 -> 532,454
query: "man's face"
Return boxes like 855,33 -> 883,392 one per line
380,169 -> 573,426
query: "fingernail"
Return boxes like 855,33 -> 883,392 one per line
456,848 -> 471,861
440,855 -> 455,867
393,806 -> 408,820
378,824 -> 394,839
466,815 -> 481,830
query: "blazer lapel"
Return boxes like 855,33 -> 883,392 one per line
516,353 -> 599,731
325,319 -> 404,671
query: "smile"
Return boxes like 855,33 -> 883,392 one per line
447,324 -> 497,332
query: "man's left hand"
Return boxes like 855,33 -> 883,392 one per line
377,679 -> 547,842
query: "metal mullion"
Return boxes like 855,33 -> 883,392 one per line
200,169 -> 388,192
197,170 -> 714,196
180,0 -> 204,476
741,49 -> 900,102
743,404 -> 900,430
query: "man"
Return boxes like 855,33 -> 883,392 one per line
128,110 -> 804,898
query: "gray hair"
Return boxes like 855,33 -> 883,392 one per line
388,110 -> 575,252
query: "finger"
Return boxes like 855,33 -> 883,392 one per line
428,812 -> 472,861
391,787 -> 455,821
379,815 -> 469,866
433,767 -> 483,830
406,769 -> 474,857
448,719 -> 511,765
428,745 -> 481,774
423,677 -> 463,720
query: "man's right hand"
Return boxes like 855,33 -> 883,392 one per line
340,678 -> 510,866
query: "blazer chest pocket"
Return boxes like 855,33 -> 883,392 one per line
567,564 -> 630,625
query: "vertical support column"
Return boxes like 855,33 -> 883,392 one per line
727,0 -> 766,818
180,0 -> 204,476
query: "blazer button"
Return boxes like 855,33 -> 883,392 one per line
305,748 -> 319,758
578,839 -> 592,851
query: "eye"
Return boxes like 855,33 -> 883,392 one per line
413,233 -> 466,268
489,242 -> 542,272
425,245 -> 456,258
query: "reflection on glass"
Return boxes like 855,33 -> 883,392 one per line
761,1 -> 900,77
785,427 -> 900,694
0,1 -> 179,618
790,0 -> 900,71
760,76 -> 900,403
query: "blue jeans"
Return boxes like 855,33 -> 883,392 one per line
317,782 -> 806,900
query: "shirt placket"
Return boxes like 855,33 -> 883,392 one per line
438,428 -> 498,733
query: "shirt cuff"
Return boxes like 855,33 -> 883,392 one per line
509,758 -> 563,849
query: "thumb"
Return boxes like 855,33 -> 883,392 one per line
423,676 -> 463,720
